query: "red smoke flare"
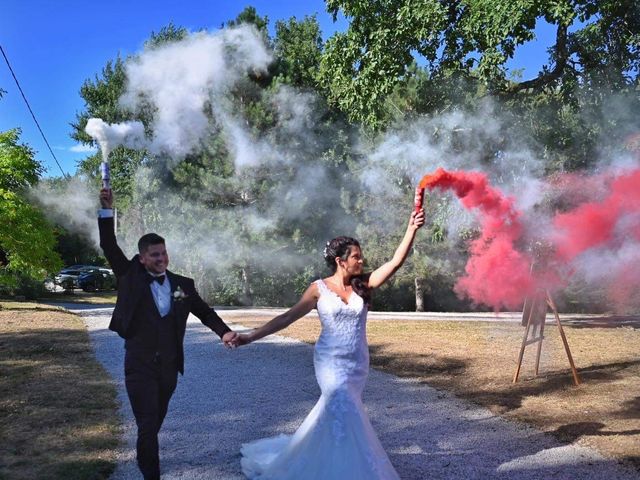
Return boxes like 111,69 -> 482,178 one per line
417,168 -> 535,310
553,169 -> 640,260
418,165 -> 640,313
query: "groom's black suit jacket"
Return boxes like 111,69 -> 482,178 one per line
98,216 -> 231,374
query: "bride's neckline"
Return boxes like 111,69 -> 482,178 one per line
320,278 -> 355,306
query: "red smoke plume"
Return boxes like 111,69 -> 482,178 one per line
551,168 -> 640,311
418,168 -> 535,310
419,166 -> 640,312
553,169 -> 640,260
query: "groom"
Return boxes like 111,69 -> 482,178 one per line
98,188 -> 238,480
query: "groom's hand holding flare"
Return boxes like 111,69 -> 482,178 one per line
100,187 -> 113,209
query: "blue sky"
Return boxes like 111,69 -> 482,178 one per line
1,1 -> 555,178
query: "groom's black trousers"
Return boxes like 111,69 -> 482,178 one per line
125,350 -> 178,480
123,307 -> 180,480
124,334 -> 178,480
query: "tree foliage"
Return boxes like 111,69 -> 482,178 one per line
320,0 -> 640,131
0,129 -> 62,289
274,15 -> 324,88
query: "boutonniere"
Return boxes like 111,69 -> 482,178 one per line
173,286 -> 188,302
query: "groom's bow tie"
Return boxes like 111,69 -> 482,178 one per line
147,273 -> 166,285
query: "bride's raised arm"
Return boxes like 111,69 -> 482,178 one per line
367,209 -> 425,289
234,283 -> 320,346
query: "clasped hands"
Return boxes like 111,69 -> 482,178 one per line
222,331 -> 251,349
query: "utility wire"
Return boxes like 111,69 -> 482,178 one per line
0,44 -> 69,178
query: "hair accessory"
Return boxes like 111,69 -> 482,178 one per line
322,241 -> 331,259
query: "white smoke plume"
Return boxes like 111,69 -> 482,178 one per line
30,176 -> 100,247
84,118 -> 145,161
119,25 -> 272,162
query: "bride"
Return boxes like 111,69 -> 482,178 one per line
233,208 -> 425,479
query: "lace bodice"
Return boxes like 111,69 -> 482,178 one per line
315,279 -> 368,359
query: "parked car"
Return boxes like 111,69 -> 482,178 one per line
77,268 -> 116,292
54,266 -> 93,291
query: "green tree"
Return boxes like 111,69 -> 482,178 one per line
68,11 -> 441,310
144,23 -> 189,49
320,0 -> 640,130
225,6 -> 270,38
273,15 -> 323,88
0,129 -> 62,293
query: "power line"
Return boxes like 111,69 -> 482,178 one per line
0,44 -> 69,178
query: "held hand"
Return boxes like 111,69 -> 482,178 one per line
222,331 -> 239,349
409,208 -> 425,230
100,188 -> 113,209
222,331 -> 252,348
235,333 -> 252,347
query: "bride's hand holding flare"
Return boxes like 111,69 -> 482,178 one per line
366,208 -> 425,289
410,208 -> 425,230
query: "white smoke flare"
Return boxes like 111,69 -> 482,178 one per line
84,118 -> 145,161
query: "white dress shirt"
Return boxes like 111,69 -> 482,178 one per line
149,273 -> 171,317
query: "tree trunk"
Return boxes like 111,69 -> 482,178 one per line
414,277 -> 425,312
240,265 -> 253,306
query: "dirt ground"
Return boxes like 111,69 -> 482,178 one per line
236,314 -> 640,470
0,306 -> 120,479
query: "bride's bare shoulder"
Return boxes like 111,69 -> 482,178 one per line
307,280 -> 324,298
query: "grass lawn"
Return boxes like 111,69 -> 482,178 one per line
0,301 -> 120,480
38,290 -> 117,305
237,314 -> 640,471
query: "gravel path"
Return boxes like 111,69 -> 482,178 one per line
75,306 -> 638,480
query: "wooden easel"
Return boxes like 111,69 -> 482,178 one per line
513,289 -> 581,386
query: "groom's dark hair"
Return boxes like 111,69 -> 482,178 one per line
138,233 -> 165,254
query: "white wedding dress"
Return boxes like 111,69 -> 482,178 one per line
240,279 -> 400,479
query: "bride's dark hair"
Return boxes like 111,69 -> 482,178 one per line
323,236 -> 371,304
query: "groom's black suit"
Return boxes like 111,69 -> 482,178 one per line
98,215 -> 231,480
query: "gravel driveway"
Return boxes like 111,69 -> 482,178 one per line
74,306 -> 638,480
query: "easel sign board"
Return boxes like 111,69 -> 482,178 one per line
514,291 -> 581,386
